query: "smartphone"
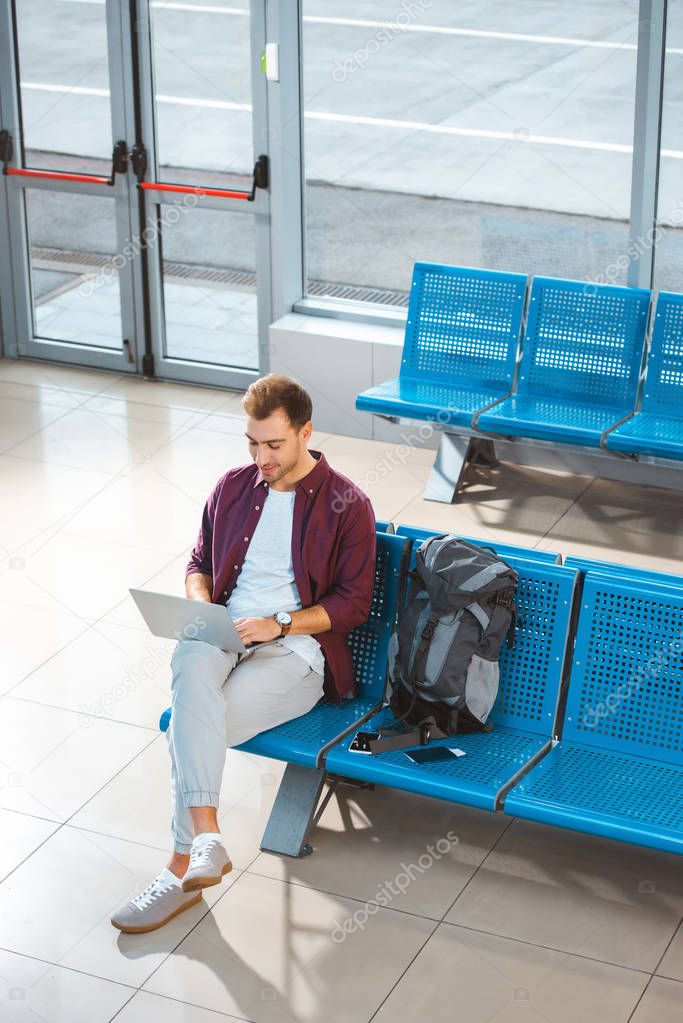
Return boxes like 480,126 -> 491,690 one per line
403,746 -> 462,765
349,730 -> 380,754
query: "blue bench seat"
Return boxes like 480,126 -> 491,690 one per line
325,707 -> 549,813
395,523 -> 560,564
606,291 -> 683,461
476,276 -> 650,449
356,263 -> 527,429
607,411 -> 683,460
563,554 -> 683,589
326,556 -> 578,812
505,570 -> 683,855
505,741 -> 683,854
476,394 -> 632,448
235,696 -> 381,769
356,377 -> 511,429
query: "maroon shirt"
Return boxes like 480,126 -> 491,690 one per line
186,450 -> 376,704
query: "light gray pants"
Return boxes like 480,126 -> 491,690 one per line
166,638 -> 325,853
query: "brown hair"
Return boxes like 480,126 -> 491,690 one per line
242,374 -> 313,429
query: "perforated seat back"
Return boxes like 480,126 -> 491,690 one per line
347,531 -> 408,704
402,537 -> 577,737
642,291 -> 683,416
401,263 -> 527,390
564,555 -> 683,590
519,277 -> 650,407
396,524 -> 560,564
563,574 -> 683,765
491,558 -> 577,734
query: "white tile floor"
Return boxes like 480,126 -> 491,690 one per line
0,357 -> 681,1023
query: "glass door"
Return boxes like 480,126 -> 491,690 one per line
0,0 -> 140,372
0,0 -> 270,385
134,0 -> 270,387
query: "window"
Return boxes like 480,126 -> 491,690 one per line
302,1 -> 640,308
654,0 -> 683,290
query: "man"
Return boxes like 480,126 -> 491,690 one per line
111,374 -> 376,933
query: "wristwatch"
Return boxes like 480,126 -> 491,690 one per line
273,611 -> 293,636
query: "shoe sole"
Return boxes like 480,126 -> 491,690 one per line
181,860 -> 233,893
111,890 -> 203,934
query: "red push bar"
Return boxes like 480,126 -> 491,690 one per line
140,181 -> 250,200
140,156 -> 268,202
1,141 -> 128,186
6,167 -> 111,185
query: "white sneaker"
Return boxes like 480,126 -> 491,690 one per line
182,834 -> 232,892
111,868 -> 202,933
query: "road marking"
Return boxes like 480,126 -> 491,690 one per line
21,81 -> 683,159
54,0 -> 683,54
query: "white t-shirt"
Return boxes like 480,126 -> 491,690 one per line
226,487 -> 325,675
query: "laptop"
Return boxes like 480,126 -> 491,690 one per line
129,589 -> 247,653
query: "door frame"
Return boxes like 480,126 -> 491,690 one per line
0,0 -> 142,373
133,0 -> 270,389
0,0 -> 276,386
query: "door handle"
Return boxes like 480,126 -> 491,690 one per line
108,140 -> 129,185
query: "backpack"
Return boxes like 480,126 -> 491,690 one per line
369,535 -> 518,754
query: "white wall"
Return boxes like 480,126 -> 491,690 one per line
268,312 -> 439,450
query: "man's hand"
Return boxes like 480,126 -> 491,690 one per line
234,616 -> 282,645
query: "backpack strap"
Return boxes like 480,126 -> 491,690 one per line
368,708 -> 492,754
368,716 -> 449,754
492,587 -> 518,649
368,612 -> 441,754
389,611 -> 439,728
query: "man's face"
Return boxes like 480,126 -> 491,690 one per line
245,408 -> 310,484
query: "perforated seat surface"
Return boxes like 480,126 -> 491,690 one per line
356,377 -> 507,427
235,697 -> 378,767
516,277 -> 649,403
328,558 -> 578,810
505,741 -> 683,854
475,277 -> 649,447
325,707 -> 548,812
477,394 -> 628,446
606,411 -> 683,459
506,572 -> 683,853
606,291 -> 683,460
357,264 -> 526,428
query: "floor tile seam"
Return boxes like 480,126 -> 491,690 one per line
5,692 -> 164,733
440,919 -> 656,976
0,942 -> 139,995
440,814 -> 516,920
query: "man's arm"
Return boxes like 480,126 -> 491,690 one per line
186,571 -> 213,603
185,474 -> 226,598
233,604 -> 331,645
289,604 -> 331,634
316,498 -> 376,633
